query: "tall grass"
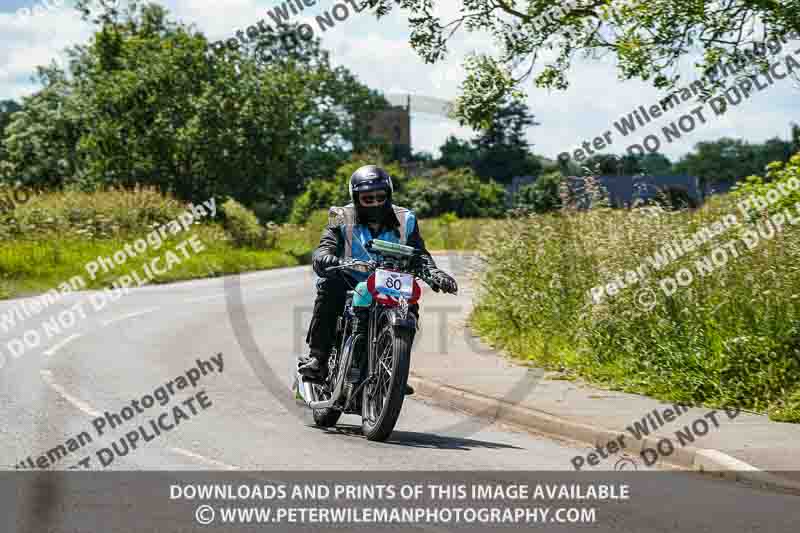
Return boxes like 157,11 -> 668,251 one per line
472,157 -> 800,422
0,187 -> 304,298
0,186 -> 185,240
0,192 -> 483,300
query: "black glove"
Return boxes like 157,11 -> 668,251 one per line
429,269 -> 458,294
313,254 -> 340,277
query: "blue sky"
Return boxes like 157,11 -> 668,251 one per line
1,0 -> 798,162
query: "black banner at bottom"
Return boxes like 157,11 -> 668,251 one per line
2,471 -> 798,532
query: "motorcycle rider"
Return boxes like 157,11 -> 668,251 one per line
298,165 -> 459,386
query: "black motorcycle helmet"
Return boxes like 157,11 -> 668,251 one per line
349,165 -> 394,224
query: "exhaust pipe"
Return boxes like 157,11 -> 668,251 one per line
308,337 -> 355,410
301,379 -> 317,405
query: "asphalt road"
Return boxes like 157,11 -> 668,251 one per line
0,258 -> 597,471
1,258 -> 798,532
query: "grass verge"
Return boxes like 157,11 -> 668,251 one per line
0,200 -> 483,300
471,168 -> 800,422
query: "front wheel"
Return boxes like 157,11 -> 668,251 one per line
362,311 -> 412,441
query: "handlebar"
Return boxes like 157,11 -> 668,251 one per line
324,257 -> 443,291
321,240 -> 454,293
324,259 -> 375,274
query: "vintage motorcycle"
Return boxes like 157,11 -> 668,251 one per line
295,238 -> 455,441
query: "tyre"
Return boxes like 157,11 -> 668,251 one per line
361,310 -> 412,441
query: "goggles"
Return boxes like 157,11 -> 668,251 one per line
358,191 -> 388,206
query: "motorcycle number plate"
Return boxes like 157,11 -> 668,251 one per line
375,269 -> 413,299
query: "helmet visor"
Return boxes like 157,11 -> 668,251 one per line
358,191 -> 388,206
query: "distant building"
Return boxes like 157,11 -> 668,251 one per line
566,174 -> 703,208
366,98 -> 411,161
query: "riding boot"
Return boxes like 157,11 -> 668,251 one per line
298,348 -> 329,381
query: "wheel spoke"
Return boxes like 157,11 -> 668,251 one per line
364,312 -> 401,429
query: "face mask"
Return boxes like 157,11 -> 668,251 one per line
357,204 -> 385,224
356,188 -> 390,224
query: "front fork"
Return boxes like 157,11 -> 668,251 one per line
365,302 -> 417,385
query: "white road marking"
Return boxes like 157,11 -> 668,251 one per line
43,334 -> 82,357
39,370 -> 102,417
39,371 -> 244,470
184,294 -> 224,303
169,447 -> 241,470
101,307 -> 159,326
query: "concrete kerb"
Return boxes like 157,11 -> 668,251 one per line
406,372 -> 800,494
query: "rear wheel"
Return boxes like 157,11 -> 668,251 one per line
361,310 -> 412,441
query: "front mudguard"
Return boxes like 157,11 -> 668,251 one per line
385,306 -> 418,331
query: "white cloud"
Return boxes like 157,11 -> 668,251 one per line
1,0 -> 797,162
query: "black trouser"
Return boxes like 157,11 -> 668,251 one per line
305,276 -> 349,359
305,276 -> 419,361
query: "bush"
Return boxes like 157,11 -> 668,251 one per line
288,156 -> 405,223
0,185 -> 184,240
731,153 -> 800,219
473,152 -> 800,421
288,180 -> 346,224
221,198 -> 273,249
512,171 -> 562,214
252,194 -> 292,224
396,168 -> 506,218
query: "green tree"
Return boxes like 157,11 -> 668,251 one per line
363,0 -> 800,127
513,170 -> 562,213
438,135 -> 478,170
471,99 -> 541,183
409,150 -> 434,163
396,168 -> 506,218
640,153 -> 673,175
582,154 -> 626,175
673,137 -> 794,189
288,155 -> 404,223
3,1 -> 387,207
0,100 -> 22,170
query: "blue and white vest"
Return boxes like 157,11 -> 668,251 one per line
329,203 -> 417,271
